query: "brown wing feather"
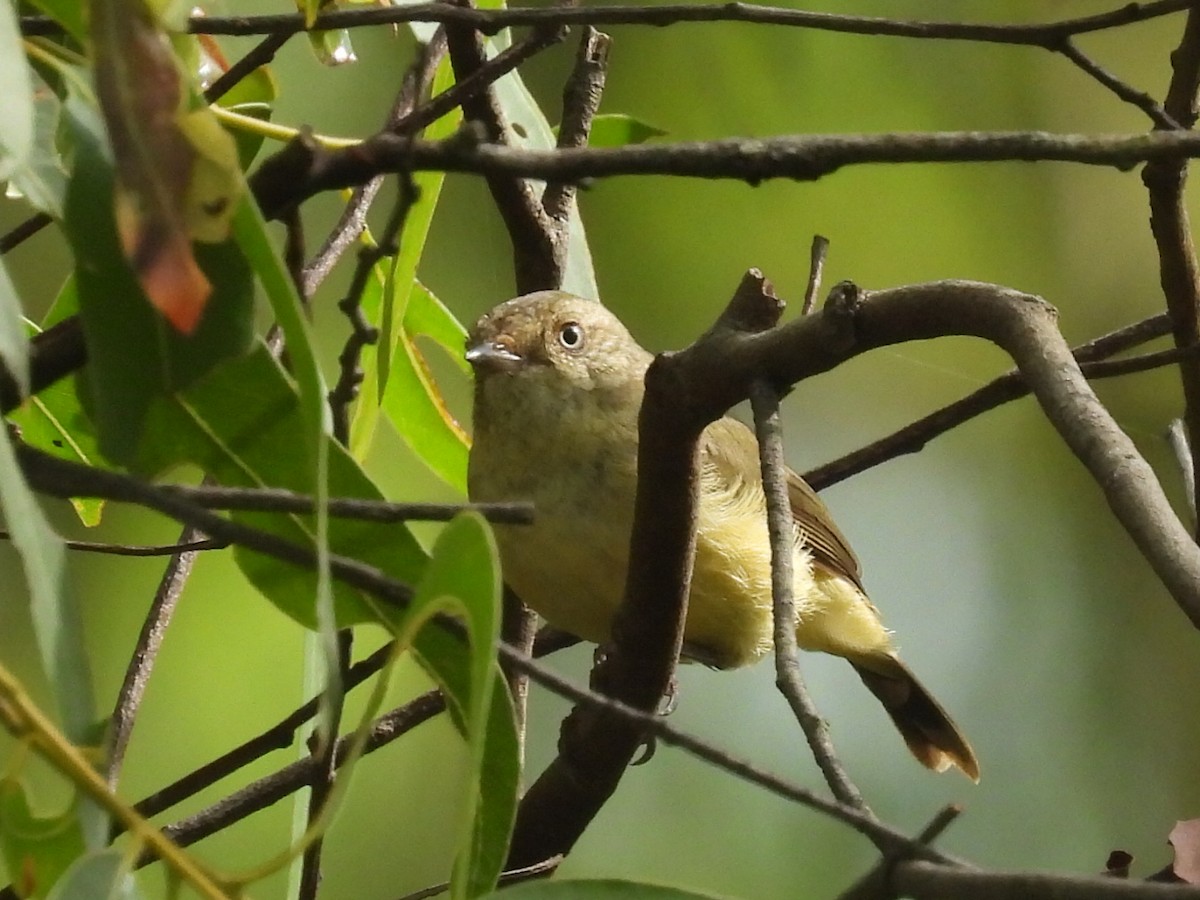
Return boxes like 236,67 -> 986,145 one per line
786,469 -> 864,591
700,417 -> 864,590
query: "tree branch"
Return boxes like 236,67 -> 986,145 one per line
249,128 -> 1200,221
21,1 -> 1186,43
804,312 -> 1174,491
751,378 -> 870,812
1143,7 -> 1200,537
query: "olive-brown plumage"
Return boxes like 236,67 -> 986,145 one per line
466,291 -> 978,781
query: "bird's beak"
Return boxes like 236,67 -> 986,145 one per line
465,338 -> 523,373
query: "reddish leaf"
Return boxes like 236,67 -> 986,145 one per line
89,0 -> 240,335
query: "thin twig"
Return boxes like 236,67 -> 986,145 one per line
542,27 -> 611,222
838,804 -> 964,900
0,532 -> 225,556
443,13 -> 559,293
328,175 -> 416,443
205,31 -> 293,105
1057,38 -> 1179,129
802,235 -> 829,316
154,483 -> 534,524
1168,419 -> 1198,526
750,379 -> 870,812
804,313 -> 1174,491
132,642 -> 395,821
151,691 -> 447,859
302,30 -> 448,297
104,523 -> 205,788
0,213 -> 51,256
388,25 -> 564,138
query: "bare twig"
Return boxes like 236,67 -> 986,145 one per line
1057,39 -> 1179,129
542,27 -> 611,222
0,213 -> 51,256
389,24 -> 564,138
750,378 -> 869,812
838,804 -> 963,900
154,483 -> 533,524
132,643 -> 395,821
104,523 -> 205,788
302,31 -> 447,297
1,317 -> 88,413
0,534 -> 226,556
328,175 -> 416,443
802,235 -> 829,316
151,691 -> 447,858
1168,419 -> 1198,525
805,313 -> 1173,491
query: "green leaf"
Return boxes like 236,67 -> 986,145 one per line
0,780 -> 86,900
8,280 -> 107,526
307,28 -> 356,66
25,0 -> 86,42
63,124 -> 255,467
0,0 -> 35,181
0,425 -> 96,746
404,279 -> 470,374
380,283 -> 470,493
8,70 -> 70,217
45,847 -> 139,900
215,64 -> 276,170
488,880 -> 733,899
352,55 -> 460,460
559,113 -> 667,148
0,258 -> 30,399
380,513 -> 514,898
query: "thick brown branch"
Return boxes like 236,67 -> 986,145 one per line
1143,8 -> 1200,538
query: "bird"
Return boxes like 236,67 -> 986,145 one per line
465,290 -> 978,780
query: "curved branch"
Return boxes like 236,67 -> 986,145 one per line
506,271 -> 1200,871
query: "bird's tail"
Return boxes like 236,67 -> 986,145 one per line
850,654 -> 980,782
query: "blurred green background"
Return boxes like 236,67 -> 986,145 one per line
3,0 -> 1200,897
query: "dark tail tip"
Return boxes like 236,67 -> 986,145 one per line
852,658 -> 980,782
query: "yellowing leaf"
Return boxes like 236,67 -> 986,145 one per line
177,109 -> 242,242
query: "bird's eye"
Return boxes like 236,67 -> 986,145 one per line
558,321 -> 584,351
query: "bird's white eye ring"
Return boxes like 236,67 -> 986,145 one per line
558,321 -> 584,350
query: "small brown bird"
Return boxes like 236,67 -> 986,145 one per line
466,291 -> 978,780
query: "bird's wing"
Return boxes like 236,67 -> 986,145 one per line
786,466 -> 864,590
701,417 -> 864,591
